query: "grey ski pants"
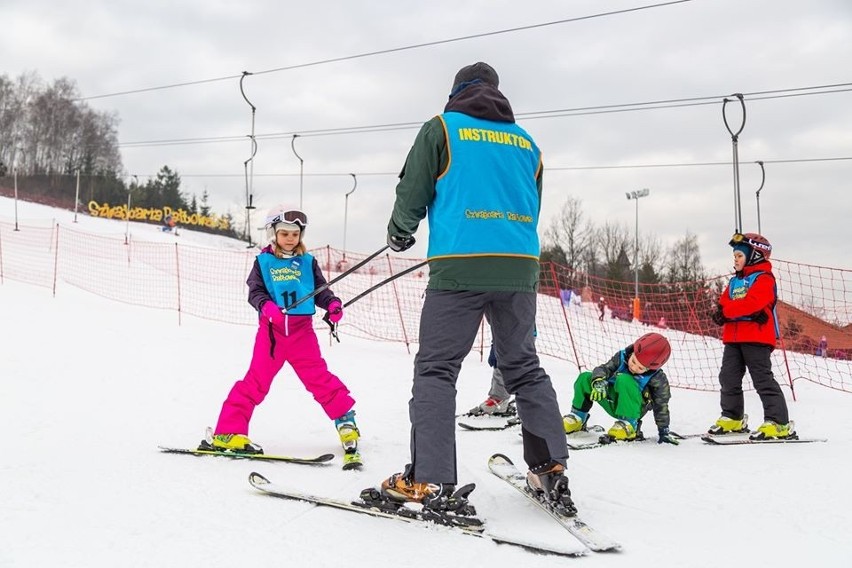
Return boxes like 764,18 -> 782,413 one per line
407,289 -> 568,484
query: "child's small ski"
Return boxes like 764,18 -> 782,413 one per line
700,435 -> 826,445
566,436 -> 650,450
563,426 -> 618,450
488,453 -> 621,552
158,446 -> 335,465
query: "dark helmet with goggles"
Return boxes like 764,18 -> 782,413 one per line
729,232 -> 771,266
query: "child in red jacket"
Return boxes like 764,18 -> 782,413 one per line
709,232 -> 795,440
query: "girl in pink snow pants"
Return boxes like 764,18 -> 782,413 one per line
209,206 -> 359,458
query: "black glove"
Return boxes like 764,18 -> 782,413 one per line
387,233 -> 415,252
657,428 -> 680,445
748,310 -> 769,325
711,305 -> 726,326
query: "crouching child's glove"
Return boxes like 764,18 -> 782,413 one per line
590,378 -> 608,402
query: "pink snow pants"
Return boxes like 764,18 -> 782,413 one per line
214,315 -> 355,435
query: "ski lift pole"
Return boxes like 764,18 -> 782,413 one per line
722,93 -> 746,233
343,173 -> 357,260
754,160 -> 766,234
291,134 -> 304,209
283,245 -> 390,315
240,71 -> 257,248
324,259 -> 429,341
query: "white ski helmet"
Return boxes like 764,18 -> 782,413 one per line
264,204 -> 307,244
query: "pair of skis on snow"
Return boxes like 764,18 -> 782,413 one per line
247,454 -> 620,558
457,416 -> 827,449
160,442 -> 618,556
562,429 -> 827,450
159,428 -> 363,469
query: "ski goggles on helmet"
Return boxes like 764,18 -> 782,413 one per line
729,232 -> 771,253
267,210 -> 308,228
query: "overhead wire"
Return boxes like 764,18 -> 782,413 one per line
137,155 -> 850,179
76,0 -> 694,102
118,83 -> 852,148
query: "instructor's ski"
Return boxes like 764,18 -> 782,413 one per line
247,472 -> 586,558
488,453 -> 621,552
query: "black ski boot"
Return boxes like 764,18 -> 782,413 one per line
526,460 -> 578,517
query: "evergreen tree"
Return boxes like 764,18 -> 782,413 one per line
200,190 -> 211,217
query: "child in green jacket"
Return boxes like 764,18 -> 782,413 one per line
562,333 -> 677,444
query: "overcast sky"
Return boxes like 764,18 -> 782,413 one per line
2,0 -> 850,273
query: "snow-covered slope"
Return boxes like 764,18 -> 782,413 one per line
2,198 -> 851,568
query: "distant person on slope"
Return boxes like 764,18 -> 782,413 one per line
708,232 -> 794,441
562,333 -> 677,444
203,205 -> 362,469
161,213 -> 177,233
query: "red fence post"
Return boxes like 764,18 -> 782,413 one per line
175,242 -> 182,326
548,262 -> 584,372
386,254 -> 412,354
52,223 -> 60,297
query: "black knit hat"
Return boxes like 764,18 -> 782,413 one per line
450,62 -> 499,97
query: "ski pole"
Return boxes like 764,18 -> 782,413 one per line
722,93 -> 746,233
283,245 -> 389,314
324,259 -> 428,341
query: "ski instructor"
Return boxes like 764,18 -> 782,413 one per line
374,62 -> 574,516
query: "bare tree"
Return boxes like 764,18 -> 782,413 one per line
543,196 -> 591,270
0,71 -> 121,176
665,231 -> 706,283
638,234 -> 664,284
597,221 -> 632,268
0,71 -> 39,172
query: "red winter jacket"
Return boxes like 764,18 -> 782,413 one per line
719,261 -> 777,347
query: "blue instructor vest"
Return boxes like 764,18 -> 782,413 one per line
427,112 -> 542,260
257,252 -> 316,315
